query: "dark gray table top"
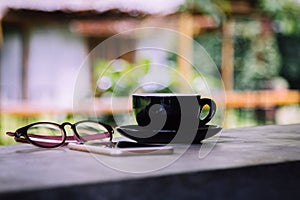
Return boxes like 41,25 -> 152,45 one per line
1,124 -> 300,199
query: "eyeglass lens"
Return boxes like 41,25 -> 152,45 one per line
75,121 -> 111,141
27,124 -> 64,147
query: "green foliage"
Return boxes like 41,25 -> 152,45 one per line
93,58 -> 182,97
93,59 -> 148,97
259,0 -> 300,35
179,0 -> 230,26
232,18 -> 282,90
0,115 -> 45,145
194,32 -> 222,69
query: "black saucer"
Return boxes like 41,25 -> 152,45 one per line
116,125 -> 222,144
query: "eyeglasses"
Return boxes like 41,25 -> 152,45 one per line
6,120 -> 114,148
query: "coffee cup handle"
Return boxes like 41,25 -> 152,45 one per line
198,98 -> 216,127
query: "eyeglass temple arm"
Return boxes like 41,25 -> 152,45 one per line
7,131 -> 111,142
26,132 -> 111,141
80,132 -> 111,141
6,132 -> 68,147
6,132 -> 72,144
6,132 -> 30,144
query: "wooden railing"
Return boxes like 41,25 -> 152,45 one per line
0,97 -> 131,116
0,90 -> 299,116
225,90 -> 300,108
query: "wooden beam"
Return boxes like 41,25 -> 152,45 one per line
221,20 -> 235,91
70,18 -> 141,37
1,90 -> 299,116
225,90 -> 300,108
177,13 -> 194,93
0,97 -> 132,116
21,26 -> 29,100
0,15 -> 3,47
192,15 -> 219,35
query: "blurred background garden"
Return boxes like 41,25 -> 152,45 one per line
1,0 -> 300,145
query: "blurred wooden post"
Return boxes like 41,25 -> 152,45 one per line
177,13 -> 193,93
221,20 -> 235,91
21,26 -> 30,100
0,15 -> 2,110
0,15 -> 3,47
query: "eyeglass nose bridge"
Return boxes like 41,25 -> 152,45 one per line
61,122 -> 73,128
59,122 -> 83,143
60,122 -> 78,136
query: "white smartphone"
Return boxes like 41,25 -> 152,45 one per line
68,141 -> 174,156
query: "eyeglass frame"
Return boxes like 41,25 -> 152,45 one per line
6,120 -> 114,148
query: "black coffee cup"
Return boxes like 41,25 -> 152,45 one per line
132,93 -> 216,130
